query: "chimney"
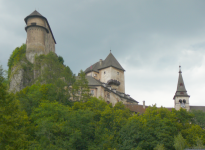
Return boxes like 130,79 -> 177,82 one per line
143,101 -> 145,109
99,59 -> 103,65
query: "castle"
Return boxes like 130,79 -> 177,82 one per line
9,10 -> 205,112
84,51 -> 138,106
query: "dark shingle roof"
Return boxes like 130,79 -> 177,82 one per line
99,52 -> 125,71
24,10 -> 56,44
85,76 -> 102,86
84,52 -> 125,74
173,66 -> 190,99
190,106 -> 205,112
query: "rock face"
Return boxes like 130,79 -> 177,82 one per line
9,66 -> 24,92
9,62 -> 34,93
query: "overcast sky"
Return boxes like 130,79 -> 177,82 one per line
1,0 -> 205,107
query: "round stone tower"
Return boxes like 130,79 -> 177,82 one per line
24,10 -> 56,63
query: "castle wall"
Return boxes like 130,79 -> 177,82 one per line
110,67 -> 125,93
99,67 -> 111,83
45,22 -> 55,54
26,17 -> 55,63
26,26 -> 46,63
98,67 -> 125,93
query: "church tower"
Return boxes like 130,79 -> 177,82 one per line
173,66 -> 190,111
24,10 -> 56,63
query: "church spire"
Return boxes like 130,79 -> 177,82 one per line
173,66 -> 190,99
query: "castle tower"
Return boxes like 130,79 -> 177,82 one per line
24,10 -> 56,63
173,66 -> 190,111
84,52 -> 125,93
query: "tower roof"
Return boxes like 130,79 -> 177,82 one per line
24,10 -> 45,23
24,10 -> 56,44
99,52 -> 125,71
84,52 -> 125,74
173,66 -> 190,99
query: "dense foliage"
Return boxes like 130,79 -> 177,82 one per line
7,44 -> 27,78
2,44 -> 205,149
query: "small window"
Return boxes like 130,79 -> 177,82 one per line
104,71 -> 106,74
180,92 -> 184,94
117,72 -> 119,75
31,22 -> 36,25
180,83 -> 183,86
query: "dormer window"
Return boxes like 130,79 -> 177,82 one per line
180,83 -> 183,86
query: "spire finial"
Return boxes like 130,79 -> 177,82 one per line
179,65 -> 182,73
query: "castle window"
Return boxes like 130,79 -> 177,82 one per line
90,90 -> 94,95
31,22 -> 36,25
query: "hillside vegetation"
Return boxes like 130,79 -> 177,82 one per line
1,45 -> 205,150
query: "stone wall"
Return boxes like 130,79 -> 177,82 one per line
98,67 -> 125,93
45,22 -> 55,54
26,26 -> 46,63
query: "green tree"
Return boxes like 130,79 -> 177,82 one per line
58,55 -> 64,64
154,144 -> 165,150
30,100 -> 96,150
174,133 -> 186,150
0,65 -> 29,149
193,137 -> 205,149
71,70 -> 90,101
191,109 -> 205,129
118,106 -> 178,150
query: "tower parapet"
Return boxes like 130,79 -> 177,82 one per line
24,10 -> 56,63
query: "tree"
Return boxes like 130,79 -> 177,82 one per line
118,106 -> 178,150
174,133 -> 186,150
30,100 -> 96,150
191,109 -> 205,129
58,55 -> 64,64
0,65 -> 29,149
71,70 -> 90,101
154,144 -> 165,150
193,137 -> 205,149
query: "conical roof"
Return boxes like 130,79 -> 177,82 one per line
24,10 -> 46,23
173,66 -> 190,99
84,52 -> 125,74
99,52 -> 125,71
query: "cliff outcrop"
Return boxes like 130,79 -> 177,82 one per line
8,44 -> 74,93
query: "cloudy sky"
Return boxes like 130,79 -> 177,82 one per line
1,0 -> 205,107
